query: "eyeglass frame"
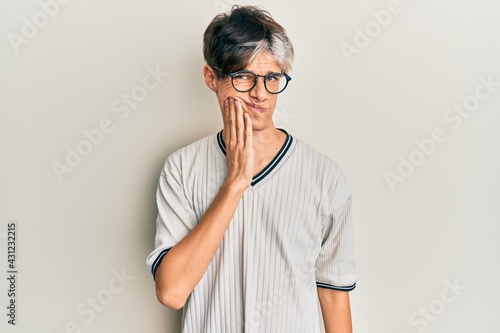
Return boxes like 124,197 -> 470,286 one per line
212,66 -> 291,94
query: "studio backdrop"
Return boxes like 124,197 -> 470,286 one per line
1,0 -> 499,332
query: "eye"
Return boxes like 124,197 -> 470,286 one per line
234,73 -> 254,80
266,73 -> 282,82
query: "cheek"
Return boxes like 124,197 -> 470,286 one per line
268,95 -> 278,110
217,82 -> 246,103
217,81 -> 231,99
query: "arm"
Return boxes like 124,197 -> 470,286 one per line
318,288 -> 353,333
154,98 -> 253,310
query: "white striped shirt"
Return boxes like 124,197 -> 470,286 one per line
147,129 -> 356,333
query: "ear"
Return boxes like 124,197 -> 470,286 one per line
203,64 -> 218,93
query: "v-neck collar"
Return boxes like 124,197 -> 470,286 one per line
216,128 -> 293,187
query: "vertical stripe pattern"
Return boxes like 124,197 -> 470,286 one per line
146,131 -> 356,333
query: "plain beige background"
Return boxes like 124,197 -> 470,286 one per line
1,0 -> 499,332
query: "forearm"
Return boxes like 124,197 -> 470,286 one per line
155,180 -> 246,309
155,96 -> 252,310
318,288 -> 353,333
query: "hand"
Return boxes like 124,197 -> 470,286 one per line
222,97 -> 253,191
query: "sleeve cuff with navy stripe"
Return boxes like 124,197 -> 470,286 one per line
316,281 -> 356,291
151,248 -> 171,279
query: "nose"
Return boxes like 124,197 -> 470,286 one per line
249,76 -> 268,101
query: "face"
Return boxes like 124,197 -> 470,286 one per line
204,52 -> 282,132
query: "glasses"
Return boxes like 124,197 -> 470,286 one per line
213,66 -> 291,94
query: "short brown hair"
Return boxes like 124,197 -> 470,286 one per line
203,5 -> 294,78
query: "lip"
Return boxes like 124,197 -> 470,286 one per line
244,102 -> 267,113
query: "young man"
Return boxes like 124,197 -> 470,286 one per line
147,6 -> 356,333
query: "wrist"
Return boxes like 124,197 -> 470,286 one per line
221,177 -> 250,195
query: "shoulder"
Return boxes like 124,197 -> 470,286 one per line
161,133 -> 217,177
292,137 -> 333,163
291,136 -> 345,177
291,135 -> 352,207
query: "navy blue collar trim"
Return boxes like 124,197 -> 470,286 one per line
216,129 -> 293,186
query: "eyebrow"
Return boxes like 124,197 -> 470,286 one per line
242,69 -> 283,75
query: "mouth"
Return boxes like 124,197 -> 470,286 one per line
244,102 -> 267,113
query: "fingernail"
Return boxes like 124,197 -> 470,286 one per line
224,99 -> 228,106
235,100 -> 240,107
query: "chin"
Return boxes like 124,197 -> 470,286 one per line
249,119 -> 276,132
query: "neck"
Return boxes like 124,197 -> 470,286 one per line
252,125 -> 282,144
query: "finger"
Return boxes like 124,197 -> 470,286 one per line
235,100 -> 244,144
222,98 -> 229,143
228,97 -> 236,145
244,112 -> 252,149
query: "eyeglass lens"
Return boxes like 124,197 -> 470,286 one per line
232,72 -> 288,93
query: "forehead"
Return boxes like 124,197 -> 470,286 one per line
245,52 -> 281,73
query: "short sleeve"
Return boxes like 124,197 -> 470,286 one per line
315,166 -> 357,291
146,155 -> 198,279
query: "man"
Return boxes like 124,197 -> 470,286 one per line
147,6 -> 356,333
